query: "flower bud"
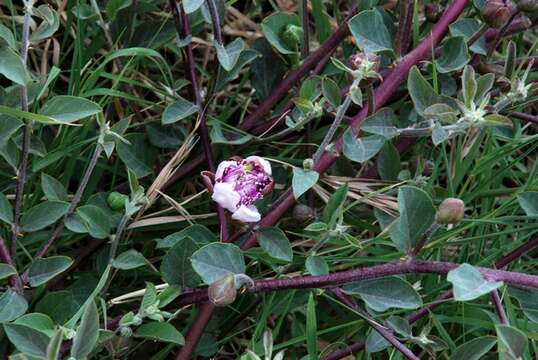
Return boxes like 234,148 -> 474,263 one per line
120,326 -> 133,338
107,191 -> 128,210
281,24 -> 303,49
303,158 -> 314,170
208,273 -> 237,307
514,0 -> 538,13
292,203 -> 315,222
425,3 -> 443,22
436,198 -> 465,225
481,0 -> 516,28
348,53 -> 379,72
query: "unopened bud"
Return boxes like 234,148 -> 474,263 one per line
481,0 -> 516,28
293,203 -> 315,222
208,273 -> 237,307
107,191 -> 128,210
303,158 -> 314,170
436,198 -> 465,224
514,0 -> 538,13
281,24 -> 303,49
348,53 -> 379,71
425,3 -> 443,22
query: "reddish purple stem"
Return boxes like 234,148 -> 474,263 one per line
242,0 -> 470,250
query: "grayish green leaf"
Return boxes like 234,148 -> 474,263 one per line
135,322 -> 185,345
348,9 -> 393,53
215,38 -> 244,71
450,336 -> 496,360
41,173 -> 68,201
76,205 -> 111,239
447,263 -> 503,301
191,243 -> 246,284
0,288 -> 28,322
408,66 -> 439,115
20,200 -> 69,232
112,250 -> 146,270
435,37 -> 470,73
361,108 -> 399,139
257,227 -> 293,262
28,256 -> 73,287
0,192 -> 13,224
449,19 -> 487,55
305,256 -> 329,275
292,167 -> 319,199
4,324 -> 50,357
322,77 -> 341,108
343,130 -> 385,163
343,276 -> 422,311
0,48 -> 29,85
388,186 -> 435,253
41,96 -> 102,123
71,301 -> 99,359
162,97 -> 197,125
496,324 -> 527,359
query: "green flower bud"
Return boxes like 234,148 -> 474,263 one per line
107,191 -> 128,210
281,24 -> 303,50
208,273 -> 237,307
303,158 -> 314,170
436,198 -> 465,225
120,326 -> 133,338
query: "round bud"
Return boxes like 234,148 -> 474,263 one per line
425,3 -> 443,22
348,53 -> 380,71
514,0 -> 538,13
293,203 -> 315,223
208,273 -> 237,307
303,158 -> 314,170
436,198 -> 465,225
481,0 -> 516,28
281,24 -> 303,49
107,191 -> 128,210
120,326 -> 133,338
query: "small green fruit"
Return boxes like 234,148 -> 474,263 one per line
107,191 -> 128,210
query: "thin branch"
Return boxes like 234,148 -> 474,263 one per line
510,111 -> 538,125
174,303 -> 216,360
206,0 -> 223,45
0,235 -> 15,266
486,11 -> 520,58
394,0 -> 415,57
320,235 -> 538,360
169,0 -> 229,241
11,1 -> 33,260
365,317 -> 419,360
467,23 -> 488,47
170,255 -> 538,307
313,96 -> 352,162
238,7 -> 357,132
33,145 -> 103,261
241,0 -> 471,250
162,7 -> 358,190
301,0 -> 310,59
491,290 -> 509,325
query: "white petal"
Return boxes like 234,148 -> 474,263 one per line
232,205 -> 261,223
215,160 -> 238,179
244,156 -> 271,175
211,182 -> 240,212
